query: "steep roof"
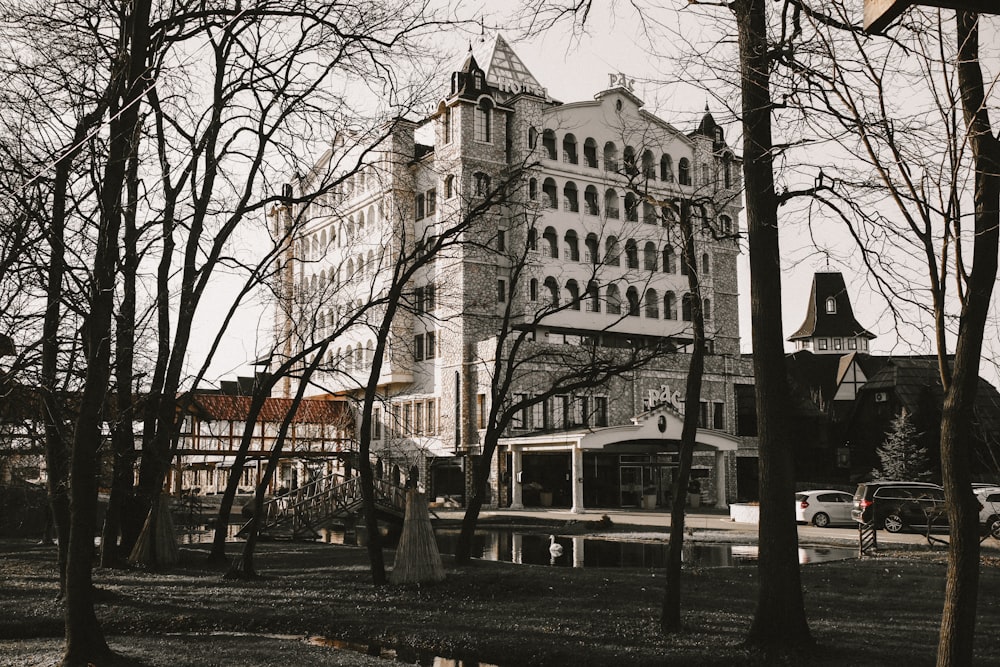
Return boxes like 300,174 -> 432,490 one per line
788,271 -> 876,341
483,34 -> 546,99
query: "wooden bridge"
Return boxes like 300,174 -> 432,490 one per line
241,472 -> 407,540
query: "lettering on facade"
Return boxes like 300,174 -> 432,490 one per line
644,385 -> 684,413
608,72 -> 636,92
493,74 -> 547,98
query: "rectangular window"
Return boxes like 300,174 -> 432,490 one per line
415,193 -> 425,220
475,106 -> 491,143
426,189 -> 436,216
833,337 -> 843,350
713,402 -> 725,430
497,229 -> 506,251
425,330 -> 436,359
848,338 -> 857,350
414,334 -> 424,361
426,284 -> 435,311
593,396 -> 608,427
552,395 -> 567,430
699,401 -> 709,428
497,279 -> 506,303
443,108 -> 452,144
403,403 -> 413,435
414,286 -> 425,313
477,394 -> 487,430
415,401 -> 424,434
531,400 -> 545,430
571,396 -> 586,427
373,407 -> 382,440
511,393 -> 527,429
818,338 -> 829,350
426,399 -> 436,434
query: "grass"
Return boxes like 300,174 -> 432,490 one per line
1,532 -> 999,666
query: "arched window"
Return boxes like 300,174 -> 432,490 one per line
527,227 -> 537,251
603,141 -> 618,172
566,279 -> 580,310
474,172 -> 491,196
367,250 -> 375,273
543,226 -> 559,258
702,252 -> 711,276
529,278 -> 538,301
528,177 -> 537,200
623,145 -> 638,176
563,181 -> 579,212
625,239 -> 639,269
604,189 -> 620,219
584,185 -> 599,215
565,229 -> 580,261
583,138 -> 598,168
366,340 -> 374,364
444,174 -> 455,199
626,286 -> 640,316
320,229 -> 328,250
825,296 -> 837,314
586,281 -> 600,312
660,154 -> 674,182
478,97 -> 493,140
528,127 -> 538,149
606,284 -> 621,314
678,158 -> 691,185
642,149 -> 655,179
643,242 -> 657,271
543,178 -> 558,209
605,236 -> 620,266
346,258 -> 354,276
701,164 -> 710,186
664,292 -> 677,320
645,289 -> 659,318
723,154 -> 733,188
663,246 -> 676,273
643,200 -> 656,224
661,205 -> 677,227
719,214 -> 733,235
562,133 -> 578,164
443,107 -> 452,144
624,193 -> 638,222
543,276 -> 560,307
703,298 -> 712,320
542,129 -> 557,160
682,293 -> 694,321
354,343 -> 364,369
357,210 -> 365,231
585,233 -> 599,264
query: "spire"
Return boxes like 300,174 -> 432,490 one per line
483,34 -> 546,99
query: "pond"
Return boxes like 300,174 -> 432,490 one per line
317,527 -> 856,568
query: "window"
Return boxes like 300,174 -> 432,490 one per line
566,279 -> 580,310
542,129 -> 557,159
444,174 -> 455,199
527,227 -> 537,251
373,407 -> 383,440
497,279 -> 506,303
699,401 -> 709,428
414,334 -> 425,361
825,296 -> 837,314
818,338 -> 829,350
593,396 -> 608,427
604,189 -> 620,219
585,233 -> 599,264
443,108 -> 452,143
563,181 -> 579,212
665,291 -> 677,320
425,284 -> 435,311
403,403 -> 413,435
529,278 -> 538,302
660,154 -> 674,182
477,394 -> 487,430
565,230 -> 579,261
544,276 -> 559,307
682,293 -> 693,321
623,145 -> 637,176
643,201 -> 656,225
645,288 -> 659,318
415,193 -> 425,220
583,138 -> 598,167
664,246 -> 676,273
603,141 -> 618,171
562,133 -> 578,164
642,149 -> 656,179
605,237 -> 620,266
702,252 -> 711,275
848,338 -> 857,350
543,226 -> 559,258
626,286 -> 640,316
703,298 -> 712,320
474,172 -> 491,196
625,239 -> 639,269
584,185 -> 599,215
720,215 -> 733,235
528,127 -> 538,149
542,178 -> 558,209
624,193 -> 638,222
833,337 -> 843,350
586,281 -> 600,312
528,178 -> 538,200
425,189 -> 436,216
678,158 -> 691,185
552,395 -> 568,429
497,229 -> 506,251
643,242 -> 657,271
475,102 -> 492,143
606,284 -> 621,314
415,401 -> 424,434
511,393 -> 527,429
723,154 -> 733,188
701,164 -> 710,186
426,330 -> 436,359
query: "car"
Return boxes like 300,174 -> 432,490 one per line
795,489 -> 854,528
975,486 -> 1000,539
851,481 -> 947,533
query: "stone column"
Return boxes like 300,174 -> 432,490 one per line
570,446 -> 585,513
510,446 -> 523,509
714,450 -> 728,509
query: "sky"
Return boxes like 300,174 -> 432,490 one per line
203,0 -> 1000,388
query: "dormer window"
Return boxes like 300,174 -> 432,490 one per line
474,72 -> 484,89
825,296 -> 837,314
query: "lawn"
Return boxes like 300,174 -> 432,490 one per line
1,532 -> 999,666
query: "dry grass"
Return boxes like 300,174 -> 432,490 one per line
1,535 -> 999,666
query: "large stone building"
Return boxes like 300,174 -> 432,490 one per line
277,36 -> 758,510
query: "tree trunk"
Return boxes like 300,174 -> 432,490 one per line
937,12 -> 999,666
662,200 -> 706,633
733,0 -> 812,651
454,435 -> 497,565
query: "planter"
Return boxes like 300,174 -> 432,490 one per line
642,494 -> 658,510
729,503 -> 760,524
539,491 -> 553,507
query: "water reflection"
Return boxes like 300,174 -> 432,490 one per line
309,635 -> 498,667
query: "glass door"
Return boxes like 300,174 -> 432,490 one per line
620,465 -> 643,507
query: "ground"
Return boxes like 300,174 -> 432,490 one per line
1,520 -> 999,666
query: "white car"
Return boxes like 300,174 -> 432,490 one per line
976,486 -> 1000,539
795,489 -> 855,528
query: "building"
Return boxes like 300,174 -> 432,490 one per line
277,35 -> 757,510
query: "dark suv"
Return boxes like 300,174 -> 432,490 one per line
852,481 -> 947,533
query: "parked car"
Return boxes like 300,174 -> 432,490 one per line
851,481 -> 947,533
795,489 -> 854,528
975,486 -> 1000,539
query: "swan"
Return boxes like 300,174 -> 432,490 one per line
548,535 -> 563,558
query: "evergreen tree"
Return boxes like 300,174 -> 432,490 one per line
872,409 -> 931,481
